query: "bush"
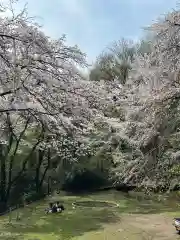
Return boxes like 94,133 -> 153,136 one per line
23,191 -> 46,204
62,169 -> 110,192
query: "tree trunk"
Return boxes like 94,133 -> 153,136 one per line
0,145 -> 7,211
39,148 -> 50,191
35,150 -> 45,193
48,176 -> 52,195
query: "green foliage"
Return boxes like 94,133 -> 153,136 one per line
62,169 -> 110,192
169,165 -> 180,176
136,39 -> 153,56
89,39 -> 135,83
89,37 -> 153,84
23,191 -> 46,203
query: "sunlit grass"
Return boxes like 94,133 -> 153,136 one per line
0,190 -> 179,239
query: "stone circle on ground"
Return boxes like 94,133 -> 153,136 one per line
72,200 -> 118,208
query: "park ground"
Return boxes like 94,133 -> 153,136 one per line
0,190 -> 180,239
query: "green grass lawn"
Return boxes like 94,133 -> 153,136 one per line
0,190 -> 180,239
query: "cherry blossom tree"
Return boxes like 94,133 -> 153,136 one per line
107,9 -> 180,190
0,0 -> 116,208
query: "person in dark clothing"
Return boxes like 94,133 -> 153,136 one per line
45,201 -> 65,214
56,201 -> 65,212
49,202 -> 53,209
45,202 -> 53,214
59,204 -> 65,211
52,203 -> 57,213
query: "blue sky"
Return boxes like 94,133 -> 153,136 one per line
10,0 -> 179,63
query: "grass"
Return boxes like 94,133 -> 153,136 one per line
0,190 -> 180,239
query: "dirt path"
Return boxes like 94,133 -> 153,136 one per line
112,214 -> 179,240
78,214 -> 180,240
122,214 -> 178,239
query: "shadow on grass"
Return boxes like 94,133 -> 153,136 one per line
0,200 -> 120,240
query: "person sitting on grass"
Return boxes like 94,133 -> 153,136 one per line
45,202 -> 53,214
45,201 -> 65,214
52,202 -> 58,213
59,204 -> 65,211
56,201 -> 65,212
